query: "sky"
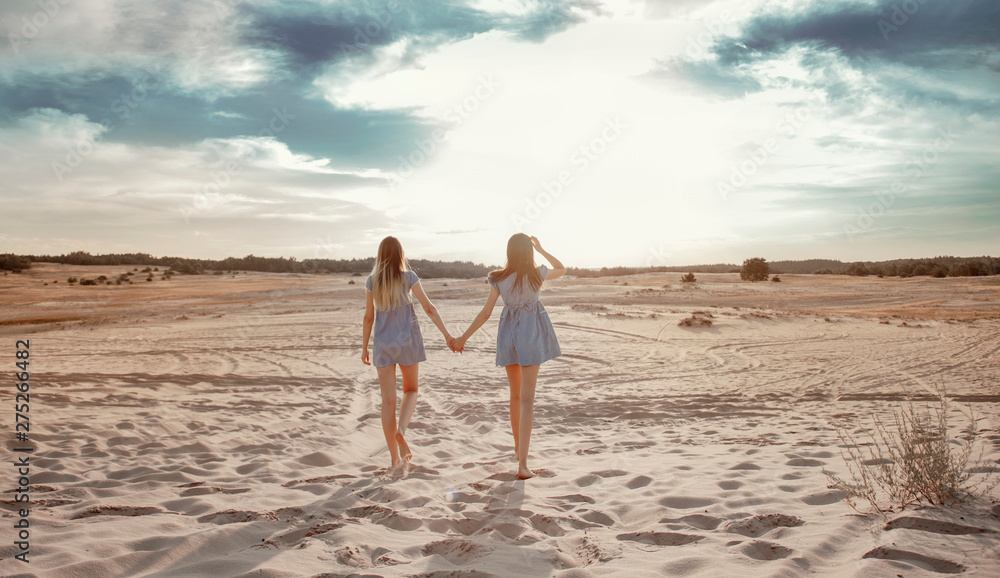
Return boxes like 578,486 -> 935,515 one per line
1,0 -> 998,268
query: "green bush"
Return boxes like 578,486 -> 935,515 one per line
740,258 -> 769,282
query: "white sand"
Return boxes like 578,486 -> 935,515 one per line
1,266 -> 999,577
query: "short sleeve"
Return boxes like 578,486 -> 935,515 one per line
538,264 -> 550,280
487,274 -> 498,291
364,275 -> 373,292
406,270 -> 419,288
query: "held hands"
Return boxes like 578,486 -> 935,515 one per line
447,335 -> 466,353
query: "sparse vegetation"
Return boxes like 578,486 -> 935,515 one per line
678,312 -> 713,327
740,258 -> 769,282
771,275 -> 781,282
826,386 -> 1000,515
680,272 -> 696,283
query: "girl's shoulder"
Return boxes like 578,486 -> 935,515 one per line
365,274 -> 373,291
405,270 -> 419,287
538,264 -> 549,279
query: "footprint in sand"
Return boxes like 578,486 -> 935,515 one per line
738,540 -> 793,561
422,538 -> 493,565
659,514 -> 721,531
617,531 -> 704,546
884,516 -> 996,535
545,493 -> 596,511
345,504 -> 422,531
659,496 -> 715,509
626,475 -> 653,489
72,505 -> 164,519
725,514 -> 804,537
862,546 -> 965,573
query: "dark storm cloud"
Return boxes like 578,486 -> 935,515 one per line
713,0 -> 1000,68
239,0 -> 603,71
0,0 -> 602,168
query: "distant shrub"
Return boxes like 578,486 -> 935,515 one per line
79,279 -> 97,286
348,280 -> 356,285
142,267 -> 152,273
771,275 -> 781,282
740,258 -> 769,282
680,272 -> 696,283
169,260 -> 204,275
146,276 -> 153,282
67,277 -> 78,283
352,271 -> 363,277
213,270 -> 224,275
153,267 -> 159,271
678,313 -> 713,327
814,268 -> 835,275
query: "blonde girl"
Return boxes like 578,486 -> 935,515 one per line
362,236 -> 452,468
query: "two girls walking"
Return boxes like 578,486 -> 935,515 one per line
361,233 -> 564,479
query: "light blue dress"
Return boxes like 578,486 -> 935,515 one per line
366,270 -> 427,368
489,264 -> 561,367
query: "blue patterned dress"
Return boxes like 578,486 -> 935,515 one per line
366,270 -> 427,368
489,265 -> 561,367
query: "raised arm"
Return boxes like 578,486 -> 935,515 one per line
531,236 -> 565,281
454,286 -> 501,352
362,289 -> 375,365
410,281 -> 452,342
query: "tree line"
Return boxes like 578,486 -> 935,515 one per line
3,251 -> 997,279
0,251 -> 494,279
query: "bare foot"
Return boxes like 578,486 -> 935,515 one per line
517,465 -> 535,479
396,432 -> 412,462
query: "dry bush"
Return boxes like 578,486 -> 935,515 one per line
826,385 -> 999,515
680,272 -> 696,283
678,314 -> 713,327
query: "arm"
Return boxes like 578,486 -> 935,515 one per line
454,286 -> 501,352
410,281 -> 452,342
531,236 -> 565,280
362,290 -> 375,365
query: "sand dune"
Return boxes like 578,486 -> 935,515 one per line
1,265 -> 998,576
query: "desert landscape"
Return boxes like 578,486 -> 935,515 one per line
1,264 -> 999,577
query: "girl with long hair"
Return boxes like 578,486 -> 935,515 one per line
451,234 -> 564,479
362,236 -> 453,469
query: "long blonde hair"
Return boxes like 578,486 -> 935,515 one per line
370,236 -> 411,311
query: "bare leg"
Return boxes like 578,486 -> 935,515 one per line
505,364 -> 522,460
396,363 -> 419,461
517,364 -> 540,479
376,365 -> 401,468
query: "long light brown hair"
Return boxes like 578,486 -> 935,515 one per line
370,236 -> 411,311
488,233 -> 542,292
